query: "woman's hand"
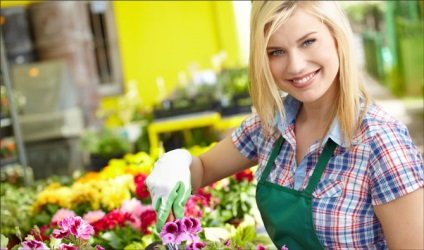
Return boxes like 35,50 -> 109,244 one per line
145,149 -> 192,232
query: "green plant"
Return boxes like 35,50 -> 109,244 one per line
0,183 -> 37,238
81,128 -> 131,158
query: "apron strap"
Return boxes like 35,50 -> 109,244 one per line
303,139 -> 337,195
259,136 -> 284,183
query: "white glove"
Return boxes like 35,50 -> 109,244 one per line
145,149 -> 192,232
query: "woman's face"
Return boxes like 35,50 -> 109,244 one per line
267,8 -> 340,105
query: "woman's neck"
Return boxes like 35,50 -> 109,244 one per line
296,83 -> 338,127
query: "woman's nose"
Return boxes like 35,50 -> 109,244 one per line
286,50 -> 307,75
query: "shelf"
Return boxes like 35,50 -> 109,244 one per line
0,157 -> 18,167
0,117 -> 13,138
1,117 -> 12,127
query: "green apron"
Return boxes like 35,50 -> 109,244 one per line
256,137 -> 337,250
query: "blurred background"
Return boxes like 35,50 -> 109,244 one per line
0,1 -> 422,183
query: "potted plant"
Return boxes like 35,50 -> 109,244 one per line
81,127 -> 131,172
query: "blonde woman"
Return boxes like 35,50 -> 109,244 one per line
146,1 -> 423,249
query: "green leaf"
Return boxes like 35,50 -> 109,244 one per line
203,227 -> 232,242
101,231 -> 123,249
49,236 -> 62,249
1,234 -> 9,248
124,242 -> 144,250
233,223 -> 256,246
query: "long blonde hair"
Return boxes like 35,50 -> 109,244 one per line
249,1 -> 371,146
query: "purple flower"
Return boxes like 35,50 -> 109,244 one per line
188,217 -> 202,233
186,241 -> 206,250
159,217 -> 204,245
181,217 -> 193,230
18,239 -> 49,250
256,244 -> 267,250
224,239 -> 231,247
160,222 -> 179,237
281,245 -> 289,250
162,233 -> 177,244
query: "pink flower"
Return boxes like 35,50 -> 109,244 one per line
161,233 -> 177,244
160,221 -> 186,244
184,196 -> 205,218
186,241 -> 206,250
57,216 -> 74,232
281,245 -> 289,250
69,216 -> 94,240
83,210 -> 106,224
224,239 -> 231,247
120,198 -> 145,217
52,209 -> 76,223
58,243 -> 78,250
128,215 -> 141,230
95,245 -> 105,250
52,228 -> 70,239
18,239 -> 49,250
256,244 -> 267,250
160,222 -> 179,237
159,217 -> 204,245
181,217 -> 202,242
52,216 -> 94,240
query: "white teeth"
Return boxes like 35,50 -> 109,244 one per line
292,72 -> 316,84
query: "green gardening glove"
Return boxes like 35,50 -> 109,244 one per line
145,149 -> 192,232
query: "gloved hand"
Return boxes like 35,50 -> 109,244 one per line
145,149 -> 192,232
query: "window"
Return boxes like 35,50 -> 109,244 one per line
87,1 -> 123,96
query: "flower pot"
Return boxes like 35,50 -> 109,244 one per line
89,153 -> 123,172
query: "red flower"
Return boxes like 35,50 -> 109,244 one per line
90,210 -> 134,234
139,208 -> 156,234
134,174 -> 150,199
233,169 -> 254,182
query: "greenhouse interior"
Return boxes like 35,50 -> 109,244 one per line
0,1 -> 423,249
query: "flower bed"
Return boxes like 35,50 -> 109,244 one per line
1,146 -> 277,250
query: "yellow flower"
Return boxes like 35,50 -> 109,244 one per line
100,177 -> 132,211
75,172 -> 100,183
33,186 -> 73,213
99,164 -> 125,179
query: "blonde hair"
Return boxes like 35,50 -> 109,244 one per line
249,1 -> 371,146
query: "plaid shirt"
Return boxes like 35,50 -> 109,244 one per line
232,95 -> 423,249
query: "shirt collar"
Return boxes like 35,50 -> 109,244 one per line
273,95 -> 348,147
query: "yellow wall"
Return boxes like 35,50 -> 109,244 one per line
111,1 -> 241,108
1,1 -> 242,113
1,1 -> 32,7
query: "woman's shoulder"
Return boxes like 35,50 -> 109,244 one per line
363,102 -> 406,127
356,102 -> 411,144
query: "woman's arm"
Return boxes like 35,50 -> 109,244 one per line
190,136 -> 257,191
374,187 -> 424,249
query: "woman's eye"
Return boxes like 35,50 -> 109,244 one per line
302,39 -> 316,47
269,50 -> 284,56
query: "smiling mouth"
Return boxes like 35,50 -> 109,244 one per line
289,69 -> 320,84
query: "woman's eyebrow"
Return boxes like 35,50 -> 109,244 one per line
296,31 -> 317,43
267,31 -> 318,50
